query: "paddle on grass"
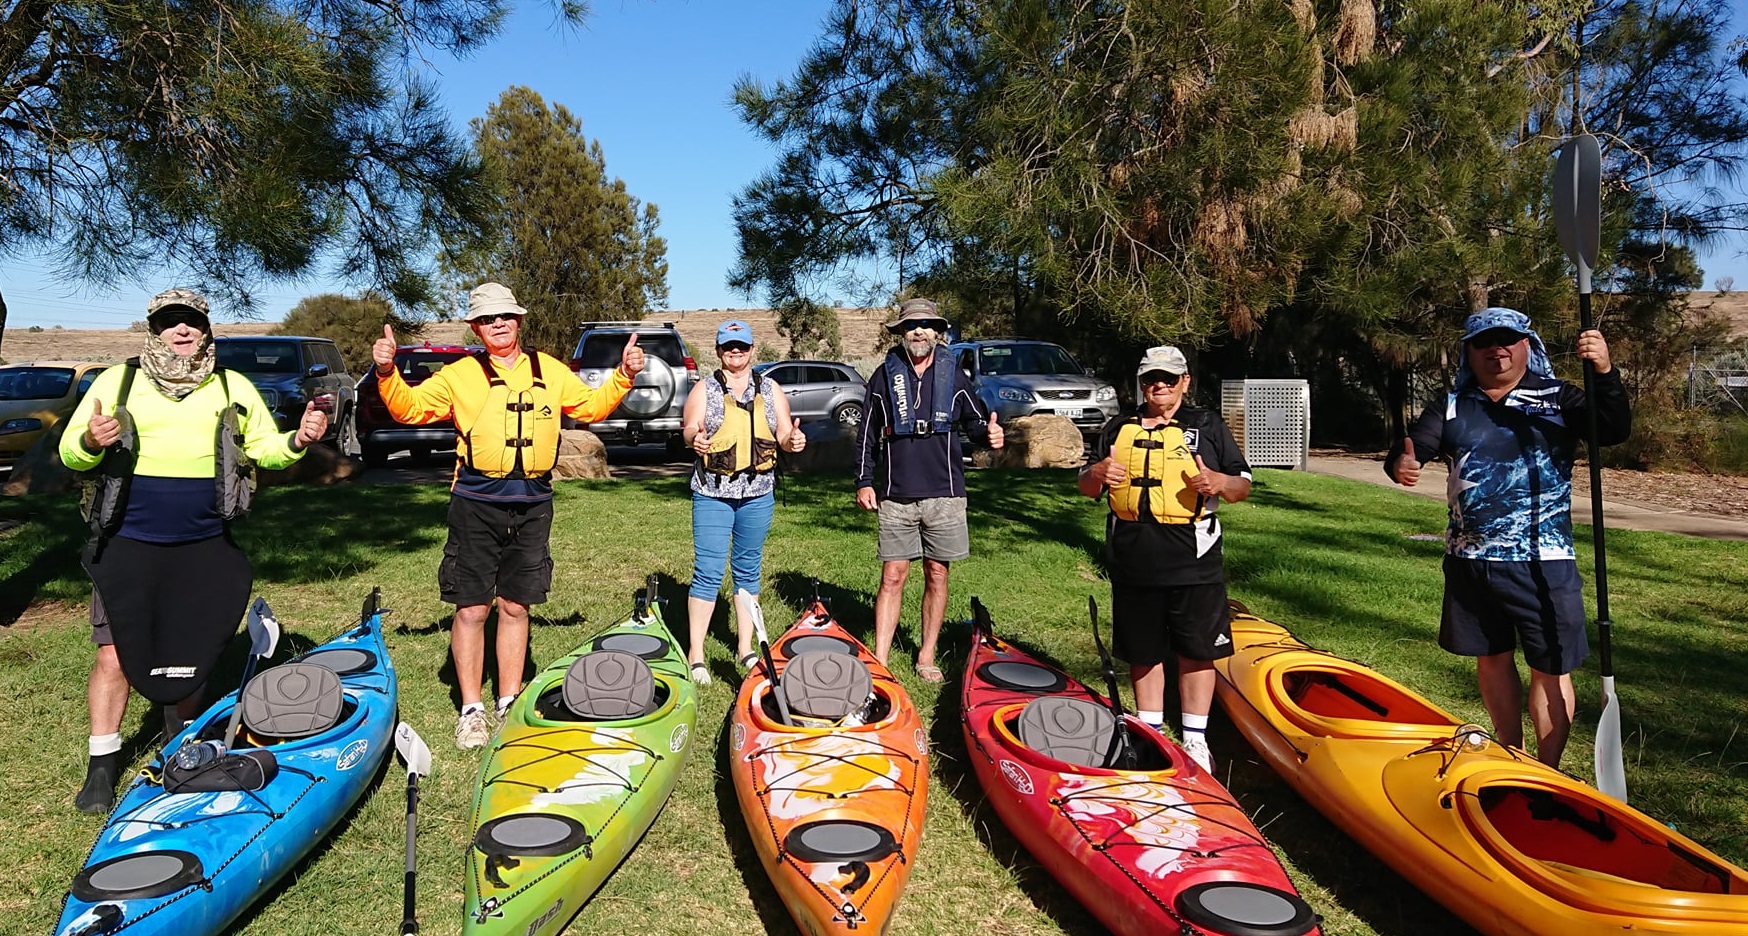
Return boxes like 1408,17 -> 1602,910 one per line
220,596 -> 281,751
1089,596 -> 1138,770
394,722 -> 432,935
1554,132 -> 1627,802
740,588 -> 791,726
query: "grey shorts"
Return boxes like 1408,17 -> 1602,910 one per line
877,496 -> 970,562
90,589 -> 112,646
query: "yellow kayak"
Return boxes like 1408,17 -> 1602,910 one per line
1212,604 -> 1748,936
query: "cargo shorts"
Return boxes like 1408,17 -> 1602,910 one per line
876,496 -> 970,562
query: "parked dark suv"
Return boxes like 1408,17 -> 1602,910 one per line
354,344 -> 477,466
569,321 -> 698,455
948,338 -> 1119,438
213,336 -> 356,447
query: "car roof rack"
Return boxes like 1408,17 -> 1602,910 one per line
956,336 -> 1048,344
577,320 -> 675,329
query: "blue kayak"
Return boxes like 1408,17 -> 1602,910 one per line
55,589 -> 398,936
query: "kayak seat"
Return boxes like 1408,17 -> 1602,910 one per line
784,650 -> 873,723
562,650 -> 656,719
241,663 -> 346,740
1017,697 -> 1118,768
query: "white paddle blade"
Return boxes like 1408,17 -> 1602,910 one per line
246,596 -> 281,659
395,722 -> 432,778
737,589 -> 768,646
1594,675 -> 1627,802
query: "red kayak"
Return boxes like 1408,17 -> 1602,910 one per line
960,599 -> 1321,936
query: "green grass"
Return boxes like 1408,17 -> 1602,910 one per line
3,468 -> 1745,935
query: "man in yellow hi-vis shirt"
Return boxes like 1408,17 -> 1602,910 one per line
374,282 -> 643,748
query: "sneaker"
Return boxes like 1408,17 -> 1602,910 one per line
455,708 -> 495,750
689,661 -> 712,686
1182,735 -> 1213,773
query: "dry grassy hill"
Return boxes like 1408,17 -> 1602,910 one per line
1686,289 -> 1748,339
1,307 -> 900,372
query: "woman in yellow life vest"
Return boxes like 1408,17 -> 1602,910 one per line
1077,345 -> 1252,774
679,320 -> 807,685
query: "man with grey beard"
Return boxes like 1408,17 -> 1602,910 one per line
854,298 -> 1003,682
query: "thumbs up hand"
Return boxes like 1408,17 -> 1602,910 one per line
1189,452 -> 1224,496
1395,438 -> 1422,487
618,332 -> 645,378
373,323 -> 397,374
692,428 -> 714,457
85,398 -> 121,450
293,400 -> 329,450
784,416 -> 806,453
986,411 -> 1004,449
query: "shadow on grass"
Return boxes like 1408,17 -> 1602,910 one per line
712,704 -> 799,936
0,495 -> 87,626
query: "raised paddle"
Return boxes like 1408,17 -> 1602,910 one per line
740,588 -> 792,726
1554,133 -> 1627,802
1089,596 -> 1138,770
220,596 -> 282,752
394,722 -> 433,935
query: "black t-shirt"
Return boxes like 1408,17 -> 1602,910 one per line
1093,405 -> 1250,587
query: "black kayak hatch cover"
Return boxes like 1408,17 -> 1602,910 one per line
1175,881 -> 1319,936
784,820 -> 898,864
475,814 -> 591,858
782,634 -> 859,657
590,632 -> 670,660
979,660 -> 1068,694
299,647 -> 375,676
71,850 -> 204,902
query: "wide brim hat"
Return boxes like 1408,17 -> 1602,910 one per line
466,282 -> 528,321
884,298 -> 950,333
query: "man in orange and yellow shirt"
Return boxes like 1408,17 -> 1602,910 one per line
374,282 -> 642,748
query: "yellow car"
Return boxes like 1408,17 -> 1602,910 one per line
0,361 -> 109,470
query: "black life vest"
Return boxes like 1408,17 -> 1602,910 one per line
877,347 -> 956,440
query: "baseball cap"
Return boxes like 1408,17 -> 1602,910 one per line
466,282 -> 528,321
1136,345 -> 1188,377
1461,307 -> 1534,343
716,320 -> 753,346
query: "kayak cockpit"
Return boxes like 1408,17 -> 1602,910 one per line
1459,781 -> 1748,903
1270,665 -> 1454,739
990,700 -> 1186,774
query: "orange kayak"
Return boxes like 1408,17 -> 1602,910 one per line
1213,603 -> 1748,936
727,599 -> 928,936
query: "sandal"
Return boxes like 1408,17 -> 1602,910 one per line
737,652 -> 760,674
915,663 -> 945,684
689,661 -> 712,687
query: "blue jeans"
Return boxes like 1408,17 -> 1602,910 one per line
689,490 -> 776,602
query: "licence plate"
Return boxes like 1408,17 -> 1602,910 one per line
1056,408 -> 1082,419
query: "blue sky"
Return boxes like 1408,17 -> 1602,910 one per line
3,0 -> 1745,329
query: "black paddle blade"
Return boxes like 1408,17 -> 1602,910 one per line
971,597 -> 992,637
760,638 -> 792,726
362,586 -> 381,623
1088,596 -> 1137,770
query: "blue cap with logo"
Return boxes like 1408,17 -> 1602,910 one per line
716,320 -> 752,346
1461,307 -> 1534,343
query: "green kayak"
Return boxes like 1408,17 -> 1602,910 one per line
463,579 -> 697,935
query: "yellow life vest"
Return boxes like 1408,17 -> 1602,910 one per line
1107,419 -> 1205,523
459,351 -> 560,479
703,371 -> 778,477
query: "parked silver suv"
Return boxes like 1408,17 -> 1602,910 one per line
568,321 -> 698,455
752,360 -> 866,428
948,338 -> 1119,437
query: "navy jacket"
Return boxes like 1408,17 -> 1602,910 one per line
854,347 -> 993,499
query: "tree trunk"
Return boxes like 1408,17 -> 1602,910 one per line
0,286 -> 8,360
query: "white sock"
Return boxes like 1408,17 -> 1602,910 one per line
1137,709 -> 1166,728
496,695 -> 516,713
89,733 -> 122,757
460,702 -> 485,716
1182,711 -> 1210,741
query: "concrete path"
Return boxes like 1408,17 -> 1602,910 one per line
1306,454 -> 1748,541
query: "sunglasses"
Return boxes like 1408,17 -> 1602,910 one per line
1468,330 -> 1526,350
1140,371 -> 1183,387
150,310 -> 207,333
718,342 -> 752,354
474,312 -> 521,324
897,319 -> 949,334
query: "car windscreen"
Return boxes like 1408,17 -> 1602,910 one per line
978,344 -> 1083,376
0,367 -> 75,401
217,341 -> 301,374
575,333 -> 685,368
396,351 -> 471,384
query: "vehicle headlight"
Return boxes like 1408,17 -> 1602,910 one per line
1095,386 -> 1117,402
0,417 -> 44,435
996,387 -> 1035,403
257,389 -> 281,410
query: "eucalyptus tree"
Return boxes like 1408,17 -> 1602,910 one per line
0,0 -> 590,354
445,86 -> 668,359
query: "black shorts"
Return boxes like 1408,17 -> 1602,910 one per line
439,496 -> 555,608
1440,556 -> 1588,675
1109,581 -> 1233,665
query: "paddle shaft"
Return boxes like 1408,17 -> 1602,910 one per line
1577,288 -> 1613,676
220,652 -> 263,751
402,773 -> 419,934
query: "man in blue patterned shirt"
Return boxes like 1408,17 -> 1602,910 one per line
1386,307 -> 1631,768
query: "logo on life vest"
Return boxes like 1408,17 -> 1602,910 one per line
1182,428 -> 1200,451
336,739 -> 369,771
999,759 -> 1033,795
670,723 -> 690,753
